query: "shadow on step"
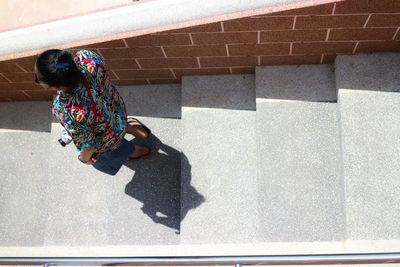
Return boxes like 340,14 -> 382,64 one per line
124,134 -> 205,233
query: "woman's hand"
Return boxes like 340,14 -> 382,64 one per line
79,147 -> 98,165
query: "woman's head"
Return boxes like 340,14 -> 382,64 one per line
35,49 -> 81,89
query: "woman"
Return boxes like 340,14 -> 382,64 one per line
34,49 -> 151,175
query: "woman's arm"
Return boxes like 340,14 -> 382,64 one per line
79,147 -> 98,165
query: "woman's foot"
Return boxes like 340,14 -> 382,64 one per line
129,145 -> 151,160
126,117 -> 150,139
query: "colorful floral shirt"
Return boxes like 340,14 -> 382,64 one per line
52,50 -> 127,153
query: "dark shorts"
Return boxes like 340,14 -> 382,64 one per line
92,138 -> 134,176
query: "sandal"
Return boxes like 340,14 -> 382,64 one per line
127,117 -> 151,139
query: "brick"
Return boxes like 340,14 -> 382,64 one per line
114,69 -> 174,79
25,90 -> 57,101
322,54 -> 336,64
164,45 -> 228,57
231,67 -> 255,74
0,63 -> 23,73
260,54 -> 321,65
148,79 -> 181,84
192,32 -> 258,45
229,43 -> 290,56
292,41 -> 356,54
335,0 -> 400,14
99,47 -> 164,59
295,15 -> 368,29
356,41 -> 400,53
125,34 -> 191,46
164,22 -> 222,33
106,59 -> 139,70
0,82 -> 43,91
0,90 -> 30,101
138,58 -> 199,69
113,79 -> 149,86
260,29 -> 327,42
329,28 -> 397,41
367,14 -> 400,27
224,17 -> 293,31
3,72 -> 34,82
73,39 -> 126,49
263,3 -> 334,16
173,68 -> 231,78
200,56 -> 258,67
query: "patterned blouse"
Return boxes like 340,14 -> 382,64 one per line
52,50 -> 127,153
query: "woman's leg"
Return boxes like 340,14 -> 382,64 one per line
129,144 -> 151,159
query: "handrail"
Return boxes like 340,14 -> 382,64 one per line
1,253 -> 400,266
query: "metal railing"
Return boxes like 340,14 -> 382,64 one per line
1,253 -> 400,266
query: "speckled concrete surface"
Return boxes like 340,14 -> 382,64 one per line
336,53 -> 400,240
44,120 -> 181,246
0,131 -> 51,246
256,65 -> 345,241
0,101 -> 53,132
180,75 -> 260,244
256,101 -> 345,241
256,65 -> 337,102
118,84 -> 181,118
182,75 -> 255,110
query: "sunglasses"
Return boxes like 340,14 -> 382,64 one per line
34,73 -> 40,84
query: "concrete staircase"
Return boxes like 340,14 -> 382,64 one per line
0,53 -> 400,253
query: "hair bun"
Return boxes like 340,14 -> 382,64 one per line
55,51 -> 73,72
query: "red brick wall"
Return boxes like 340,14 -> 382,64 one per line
1,0 -> 399,101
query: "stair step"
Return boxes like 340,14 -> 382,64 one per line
0,131 -> 51,246
256,65 -> 345,242
256,65 -> 337,102
335,53 -> 400,240
0,101 -> 52,132
180,75 -> 260,244
118,84 -> 181,118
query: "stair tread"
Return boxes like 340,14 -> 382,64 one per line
336,53 -> 400,240
256,64 -> 345,242
180,75 -> 259,244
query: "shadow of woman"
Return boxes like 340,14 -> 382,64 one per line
123,134 -> 205,234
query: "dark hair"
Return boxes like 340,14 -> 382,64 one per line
35,49 -> 81,88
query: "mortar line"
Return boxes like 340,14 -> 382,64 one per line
134,58 -> 143,69
111,70 -> 120,79
122,39 -> 129,48
393,27 -> 400,40
352,41 -> 360,54
320,54 -> 325,64
325,29 -> 331,41
15,63 -> 28,72
0,73 -> 12,83
160,46 -> 168,57
292,16 -> 297,30
363,14 -> 372,28
332,3 -> 336,14
170,68 -> 177,79
21,91 -> 31,98
189,33 -> 194,45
